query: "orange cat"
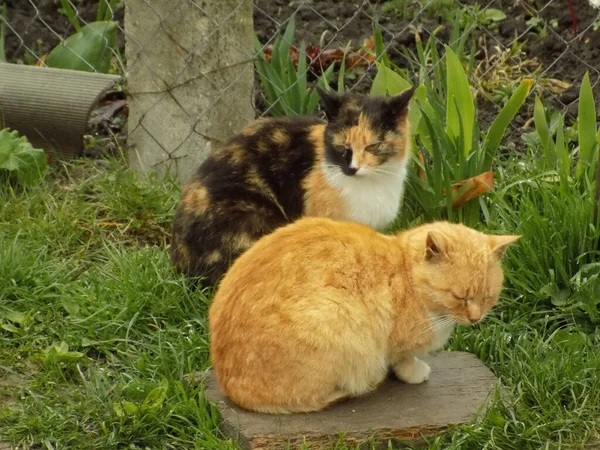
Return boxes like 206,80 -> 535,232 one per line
209,218 -> 519,414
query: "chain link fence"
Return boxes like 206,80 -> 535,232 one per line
2,0 -> 600,178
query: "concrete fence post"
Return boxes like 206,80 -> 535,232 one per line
124,0 -> 255,183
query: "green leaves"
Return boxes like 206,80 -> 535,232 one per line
370,63 -> 411,97
45,21 -> 117,73
445,46 -> 475,157
254,17 -> 334,117
531,72 -> 599,188
483,78 -> 532,171
0,128 -> 48,188
371,43 -> 530,227
112,379 -> 169,418
141,379 -> 169,413
575,72 -> 598,181
44,342 -> 84,364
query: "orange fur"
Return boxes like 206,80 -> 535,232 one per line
302,125 -> 348,219
209,218 -> 519,414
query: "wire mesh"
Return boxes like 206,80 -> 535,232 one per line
2,0 -> 600,169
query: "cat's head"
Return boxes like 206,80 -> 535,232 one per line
409,222 -> 520,325
317,87 -> 415,177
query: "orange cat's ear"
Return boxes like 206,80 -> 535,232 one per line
317,87 -> 344,121
425,231 -> 446,261
490,235 -> 521,259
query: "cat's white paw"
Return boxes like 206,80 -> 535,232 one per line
394,357 -> 431,384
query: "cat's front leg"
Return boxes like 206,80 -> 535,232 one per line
393,356 -> 431,384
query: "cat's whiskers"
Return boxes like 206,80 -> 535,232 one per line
413,315 -> 455,342
369,167 -> 403,179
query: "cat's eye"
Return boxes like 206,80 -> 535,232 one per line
452,293 -> 468,304
365,142 -> 382,153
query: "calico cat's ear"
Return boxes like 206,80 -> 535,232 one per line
425,231 -> 446,261
386,85 -> 416,118
317,87 -> 344,120
489,235 -> 521,259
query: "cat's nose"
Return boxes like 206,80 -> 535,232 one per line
345,167 -> 358,176
469,317 -> 480,324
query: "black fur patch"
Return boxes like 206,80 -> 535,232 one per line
171,116 -> 322,286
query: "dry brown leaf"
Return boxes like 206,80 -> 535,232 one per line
446,171 -> 495,211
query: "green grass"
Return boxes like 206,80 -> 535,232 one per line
1,158 -> 600,449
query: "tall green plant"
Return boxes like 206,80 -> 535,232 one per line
402,11 -> 476,102
254,17 -> 334,117
528,72 -> 599,187
374,45 -> 531,227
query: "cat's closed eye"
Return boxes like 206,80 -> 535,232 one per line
451,293 -> 469,305
365,142 -> 382,153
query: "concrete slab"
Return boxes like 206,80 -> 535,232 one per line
196,351 -> 499,449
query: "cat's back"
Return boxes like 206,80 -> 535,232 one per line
210,217 -> 388,315
171,116 -> 325,284
194,116 -> 324,188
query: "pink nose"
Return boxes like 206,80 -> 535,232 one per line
469,317 -> 480,324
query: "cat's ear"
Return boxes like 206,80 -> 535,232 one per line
425,231 -> 446,261
317,86 -> 344,120
489,235 -> 521,259
386,85 -> 416,118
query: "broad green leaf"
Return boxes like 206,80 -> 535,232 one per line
46,21 -> 117,73
121,401 -> 139,415
1,323 -> 19,333
445,46 -> 475,156
575,72 -> 598,181
61,298 -> 80,316
0,128 -> 48,187
370,63 -> 410,97
481,8 -> 507,23
4,310 -> 26,325
482,79 -> 532,171
370,65 -> 387,96
112,403 -> 125,418
44,342 -> 84,364
141,379 -> 169,413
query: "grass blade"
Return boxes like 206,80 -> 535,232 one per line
373,20 -> 390,68
58,0 -> 81,32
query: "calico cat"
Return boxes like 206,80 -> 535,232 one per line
209,218 -> 519,414
170,86 -> 415,285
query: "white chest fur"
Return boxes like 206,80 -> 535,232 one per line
323,158 -> 408,230
427,314 -> 456,352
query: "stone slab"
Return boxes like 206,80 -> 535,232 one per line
198,351 -> 499,449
